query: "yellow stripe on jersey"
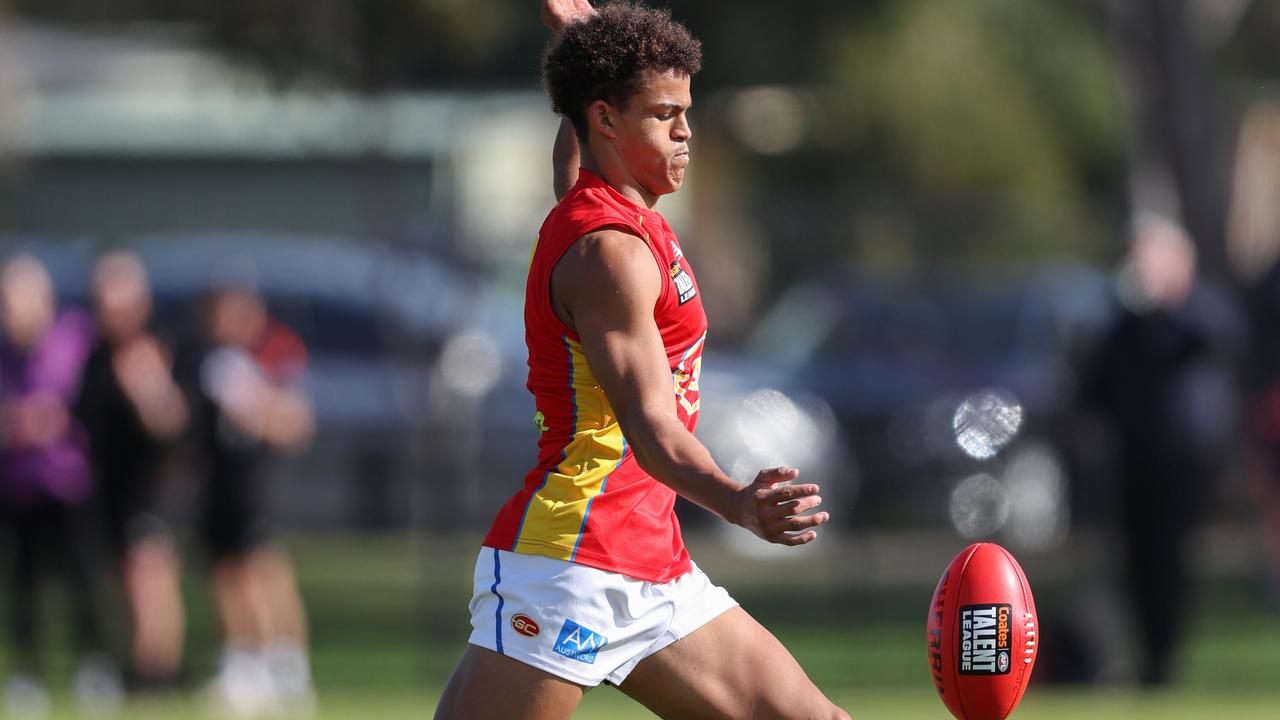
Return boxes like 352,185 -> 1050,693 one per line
527,234 -> 541,271
512,337 -> 627,560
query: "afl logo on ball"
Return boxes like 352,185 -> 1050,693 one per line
958,603 -> 1012,675
512,614 -> 540,637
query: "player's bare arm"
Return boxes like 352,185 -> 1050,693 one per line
552,229 -> 830,545
541,1 -> 594,199
552,118 -> 580,201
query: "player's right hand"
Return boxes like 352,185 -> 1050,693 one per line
734,467 -> 829,546
541,0 -> 596,32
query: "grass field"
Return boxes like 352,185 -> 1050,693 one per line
5,531 -> 1280,718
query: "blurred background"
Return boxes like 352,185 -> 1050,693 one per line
1,0 -> 1279,717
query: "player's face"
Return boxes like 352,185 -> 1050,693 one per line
608,69 -> 693,198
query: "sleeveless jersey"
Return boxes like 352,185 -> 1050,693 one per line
483,169 -> 706,583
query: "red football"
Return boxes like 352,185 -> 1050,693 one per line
926,543 -> 1038,720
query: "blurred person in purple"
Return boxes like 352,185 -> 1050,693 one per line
188,279 -> 315,716
0,253 -> 121,717
76,250 -> 188,692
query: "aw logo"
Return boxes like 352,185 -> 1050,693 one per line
553,619 -> 608,664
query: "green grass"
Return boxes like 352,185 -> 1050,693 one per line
26,686 -> 1280,719
5,531 -> 1280,718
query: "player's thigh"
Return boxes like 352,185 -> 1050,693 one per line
619,606 -> 850,720
434,644 -> 585,720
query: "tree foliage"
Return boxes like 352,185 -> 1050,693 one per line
14,0 -> 1271,274
811,0 -> 1125,268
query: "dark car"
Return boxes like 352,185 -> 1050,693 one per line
744,263 -> 1114,548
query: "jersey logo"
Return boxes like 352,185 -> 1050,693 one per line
673,334 -> 705,419
553,619 -> 608,664
533,411 -> 549,433
511,614 -> 540,637
670,261 -> 697,305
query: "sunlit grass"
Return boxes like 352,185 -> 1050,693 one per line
5,531 -> 1279,719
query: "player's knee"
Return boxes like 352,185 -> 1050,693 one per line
826,705 -> 853,720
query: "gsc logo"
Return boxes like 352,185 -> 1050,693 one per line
511,614 -> 540,637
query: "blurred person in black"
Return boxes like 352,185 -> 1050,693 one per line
1229,101 -> 1280,608
189,279 -> 315,715
1082,0 -> 1245,687
1246,261 -> 1280,607
1246,261 -> 1280,608
1081,214 -> 1245,686
0,254 -> 121,717
76,250 -> 189,692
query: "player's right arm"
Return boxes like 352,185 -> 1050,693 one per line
552,229 -> 830,545
541,0 -> 595,32
552,118 -> 580,201
541,1 -> 595,200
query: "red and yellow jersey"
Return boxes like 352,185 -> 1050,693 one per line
483,169 -> 705,583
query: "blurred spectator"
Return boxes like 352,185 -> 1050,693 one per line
1229,101 -> 1280,607
1081,214 -> 1245,685
1092,0 -> 1245,686
187,280 -> 315,716
0,254 -> 121,717
76,250 -> 188,692
1246,269 -> 1280,609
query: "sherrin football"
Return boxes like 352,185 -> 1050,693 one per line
926,542 -> 1038,720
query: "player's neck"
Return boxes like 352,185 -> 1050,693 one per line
580,147 -> 659,211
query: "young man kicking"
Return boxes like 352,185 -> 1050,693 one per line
435,3 -> 851,718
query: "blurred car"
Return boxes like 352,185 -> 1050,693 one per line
744,262 -> 1114,547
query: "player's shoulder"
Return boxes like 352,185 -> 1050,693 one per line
550,173 -> 645,234
561,228 -> 652,275
556,188 -> 636,230
557,229 -> 661,307
540,184 -> 649,268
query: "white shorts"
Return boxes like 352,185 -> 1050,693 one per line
467,548 -> 738,687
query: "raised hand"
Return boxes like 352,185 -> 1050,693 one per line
734,467 -> 830,546
541,0 -> 596,32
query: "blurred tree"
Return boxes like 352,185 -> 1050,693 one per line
9,0 -> 545,91
1107,0 -> 1236,283
8,0 -> 1269,285
811,0 -> 1125,272
1218,0 -> 1277,81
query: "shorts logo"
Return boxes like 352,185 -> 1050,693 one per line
553,619 -> 607,664
669,261 -> 696,305
958,603 -> 1012,675
511,614 -> 540,637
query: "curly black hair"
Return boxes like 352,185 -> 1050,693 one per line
544,2 -> 702,142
